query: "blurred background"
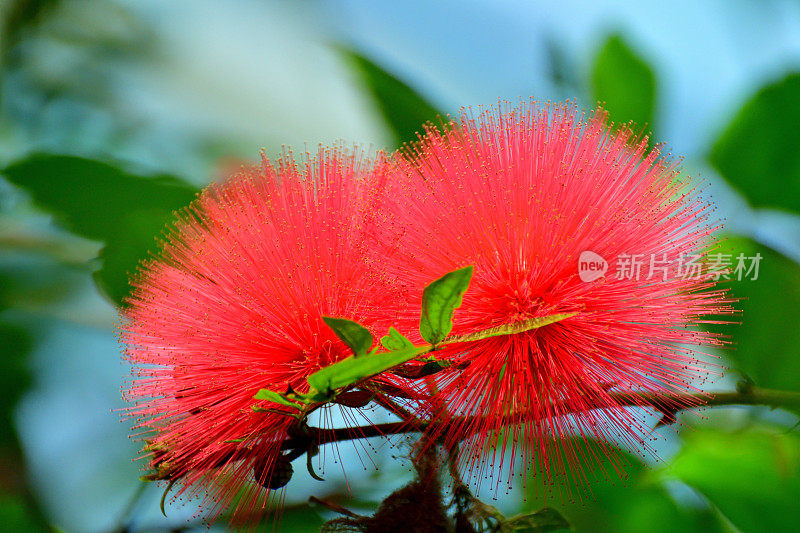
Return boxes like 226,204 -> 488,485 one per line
1,0 -> 800,531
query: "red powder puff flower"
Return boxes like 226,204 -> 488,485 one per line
122,147 -> 403,523
375,101 -> 733,495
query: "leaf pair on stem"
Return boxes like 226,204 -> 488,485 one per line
251,265 -> 576,423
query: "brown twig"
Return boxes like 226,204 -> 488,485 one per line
282,387 -> 800,451
309,495 -> 365,519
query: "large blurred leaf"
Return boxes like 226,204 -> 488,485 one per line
340,49 -> 447,148
591,34 -> 656,133
523,438 -> 724,533
2,154 -> 198,305
655,427 -> 800,532
711,237 -> 800,392
710,73 -> 800,212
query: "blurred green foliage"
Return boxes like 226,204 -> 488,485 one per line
0,274 -> 49,532
340,49 -> 447,148
0,320 -> 30,448
0,492 -> 47,533
0,271 -> 31,446
712,238 -> 800,394
591,34 -> 656,135
280,506 -> 326,532
2,154 -> 198,305
523,438 -> 725,533
655,427 -> 800,531
711,73 -> 800,213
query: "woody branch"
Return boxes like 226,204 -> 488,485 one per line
282,386 -> 800,451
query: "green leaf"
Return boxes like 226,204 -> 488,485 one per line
0,491 -> 48,533
92,208 -> 178,306
0,323 -> 31,448
253,388 -> 302,411
710,72 -> 800,212
0,272 -> 32,448
307,345 -> 427,393
443,312 -> 578,344
392,359 -> 450,380
419,266 -> 473,346
709,237 -> 800,393
654,427 -> 800,532
279,505 -> 326,533
339,48 -> 447,148
381,326 -> 414,351
591,34 -> 656,133
2,154 -> 198,305
523,438 -> 727,533
323,316 -> 374,357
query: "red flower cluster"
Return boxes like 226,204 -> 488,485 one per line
122,147 -> 403,520
122,101 -> 732,523
375,102 -> 732,493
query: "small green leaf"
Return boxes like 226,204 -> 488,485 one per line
419,266 -> 473,346
304,390 -> 332,403
253,388 -> 302,411
710,72 -> 800,212
591,33 -> 656,133
339,48 -> 447,148
323,316 -> 374,357
380,327 -> 414,351
307,345 -> 428,393
443,312 -> 578,344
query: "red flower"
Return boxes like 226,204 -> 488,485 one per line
122,147 -> 402,522
376,101 -> 733,494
